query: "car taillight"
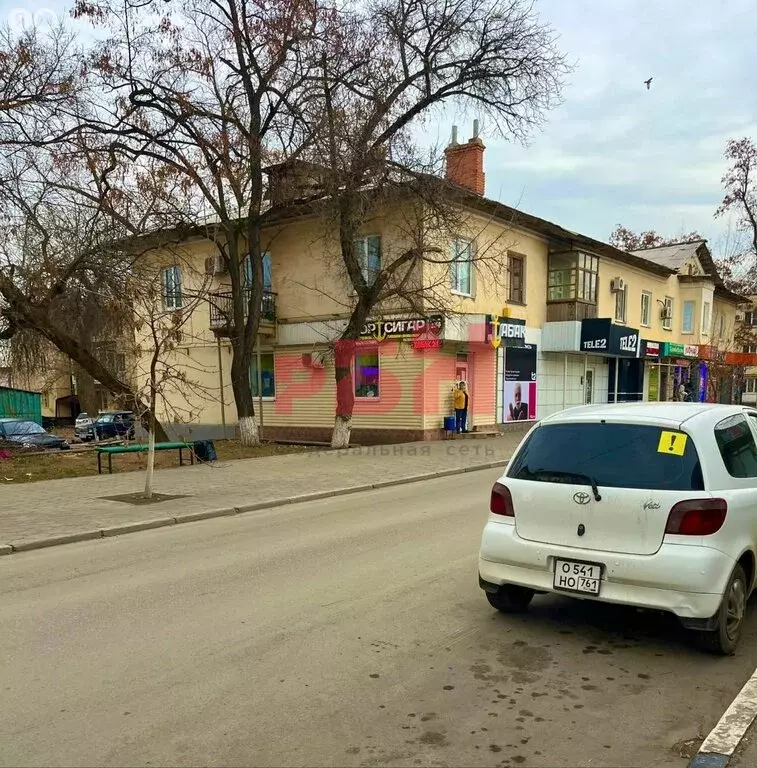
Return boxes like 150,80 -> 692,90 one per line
490,482 -> 515,517
665,498 -> 727,536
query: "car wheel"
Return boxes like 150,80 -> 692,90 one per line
486,585 -> 535,613
695,564 -> 747,655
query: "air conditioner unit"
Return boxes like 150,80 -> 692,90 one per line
610,277 -> 626,293
736,312 -> 745,322
204,255 -> 227,276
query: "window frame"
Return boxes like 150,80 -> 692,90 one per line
243,252 -> 273,292
662,296 -> 673,331
354,235 -> 381,288
353,347 -> 380,399
250,351 -> 276,399
682,300 -> 695,335
508,252 -> 526,304
451,237 -> 475,297
547,251 -> 598,303
702,302 -> 711,336
161,265 -> 183,311
614,284 -> 628,323
640,291 -> 652,327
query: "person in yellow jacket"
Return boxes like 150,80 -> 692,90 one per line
453,381 -> 469,434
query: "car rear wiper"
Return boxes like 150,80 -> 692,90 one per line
531,468 -> 602,502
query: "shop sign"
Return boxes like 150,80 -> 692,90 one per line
502,344 -> 538,422
662,342 -> 682,357
684,344 -> 699,357
486,315 -> 526,349
411,338 -> 442,350
361,314 -> 443,342
580,318 -> 639,357
642,341 -> 661,359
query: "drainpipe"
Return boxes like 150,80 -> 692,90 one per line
613,358 -> 620,404
256,341 -> 264,438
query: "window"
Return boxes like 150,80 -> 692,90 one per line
355,236 -> 381,287
547,251 -> 598,302
719,312 -> 726,338
744,343 -> 757,355
354,350 -> 379,398
744,310 -> 757,326
682,300 -> 695,334
614,285 -> 627,322
251,353 -> 275,398
714,414 -> 757,478
662,296 -> 673,331
508,254 -> 525,303
243,252 -> 273,291
746,378 -> 757,394
640,291 -> 652,327
703,302 -> 711,336
451,239 -> 473,295
507,423 -> 704,491
161,266 -> 183,310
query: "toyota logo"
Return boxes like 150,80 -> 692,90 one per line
573,491 -> 592,505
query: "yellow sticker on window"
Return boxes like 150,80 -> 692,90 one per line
657,431 -> 688,456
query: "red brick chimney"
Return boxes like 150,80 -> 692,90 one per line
444,121 -> 485,196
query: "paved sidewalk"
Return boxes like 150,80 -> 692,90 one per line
0,434 -> 522,552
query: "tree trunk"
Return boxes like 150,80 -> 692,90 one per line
332,337 -> 357,448
230,338 -> 259,446
144,407 -> 156,499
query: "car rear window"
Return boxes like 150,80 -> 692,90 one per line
507,422 -> 704,491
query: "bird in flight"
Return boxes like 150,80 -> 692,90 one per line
644,77 -> 653,89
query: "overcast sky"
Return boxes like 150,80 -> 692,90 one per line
466,0 -> 757,254
3,0 -> 755,255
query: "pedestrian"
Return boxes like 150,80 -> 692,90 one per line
454,381 -> 469,434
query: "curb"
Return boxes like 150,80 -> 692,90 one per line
1,459 -> 509,556
689,665 -> 757,768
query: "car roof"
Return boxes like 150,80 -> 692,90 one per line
97,410 -> 133,415
0,417 -> 26,423
540,402 -> 751,429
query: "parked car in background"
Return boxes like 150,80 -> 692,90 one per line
93,411 -> 136,441
479,402 -> 757,655
0,418 -> 69,450
74,412 -> 94,441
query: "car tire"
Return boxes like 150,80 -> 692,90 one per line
694,564 -> 747,655
486,585 -> 535,613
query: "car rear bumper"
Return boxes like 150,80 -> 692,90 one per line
479,520 -> 736,620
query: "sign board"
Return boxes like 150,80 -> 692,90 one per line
411,338 -> 442,350
662,342 -> 699,359
360,315 -> 443,342
642,341 -> 661,359
487,315 -> 527,349
580,318 -> 639,358
502,344 -> 538,422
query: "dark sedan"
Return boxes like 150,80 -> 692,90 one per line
0,419 -> 69,450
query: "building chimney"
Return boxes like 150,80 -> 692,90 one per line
444,122 -> 485,196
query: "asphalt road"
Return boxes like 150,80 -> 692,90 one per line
2,470 -> 757,768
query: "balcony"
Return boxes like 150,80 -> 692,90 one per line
209,289 -> 276,334
546,301 -> 598,323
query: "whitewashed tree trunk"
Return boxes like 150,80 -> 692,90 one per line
144,420 -> 156,499
239,415 -> 259,446
331,414 -> 352,449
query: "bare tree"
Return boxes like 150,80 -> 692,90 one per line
70,0 -> 326,445
304,0 -> 568,447
609,225 -> 703,252
129,264 -> 213,498
715,137 -> 757,296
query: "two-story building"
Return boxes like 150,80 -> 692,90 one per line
135,126 -> 742,443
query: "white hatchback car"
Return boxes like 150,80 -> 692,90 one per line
479,403 -> 757,654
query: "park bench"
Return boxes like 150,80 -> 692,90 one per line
95,442 -> 195,474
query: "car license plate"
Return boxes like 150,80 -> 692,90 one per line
553,559 -> 602,595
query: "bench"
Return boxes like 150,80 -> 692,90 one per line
96,442 -> 195,475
